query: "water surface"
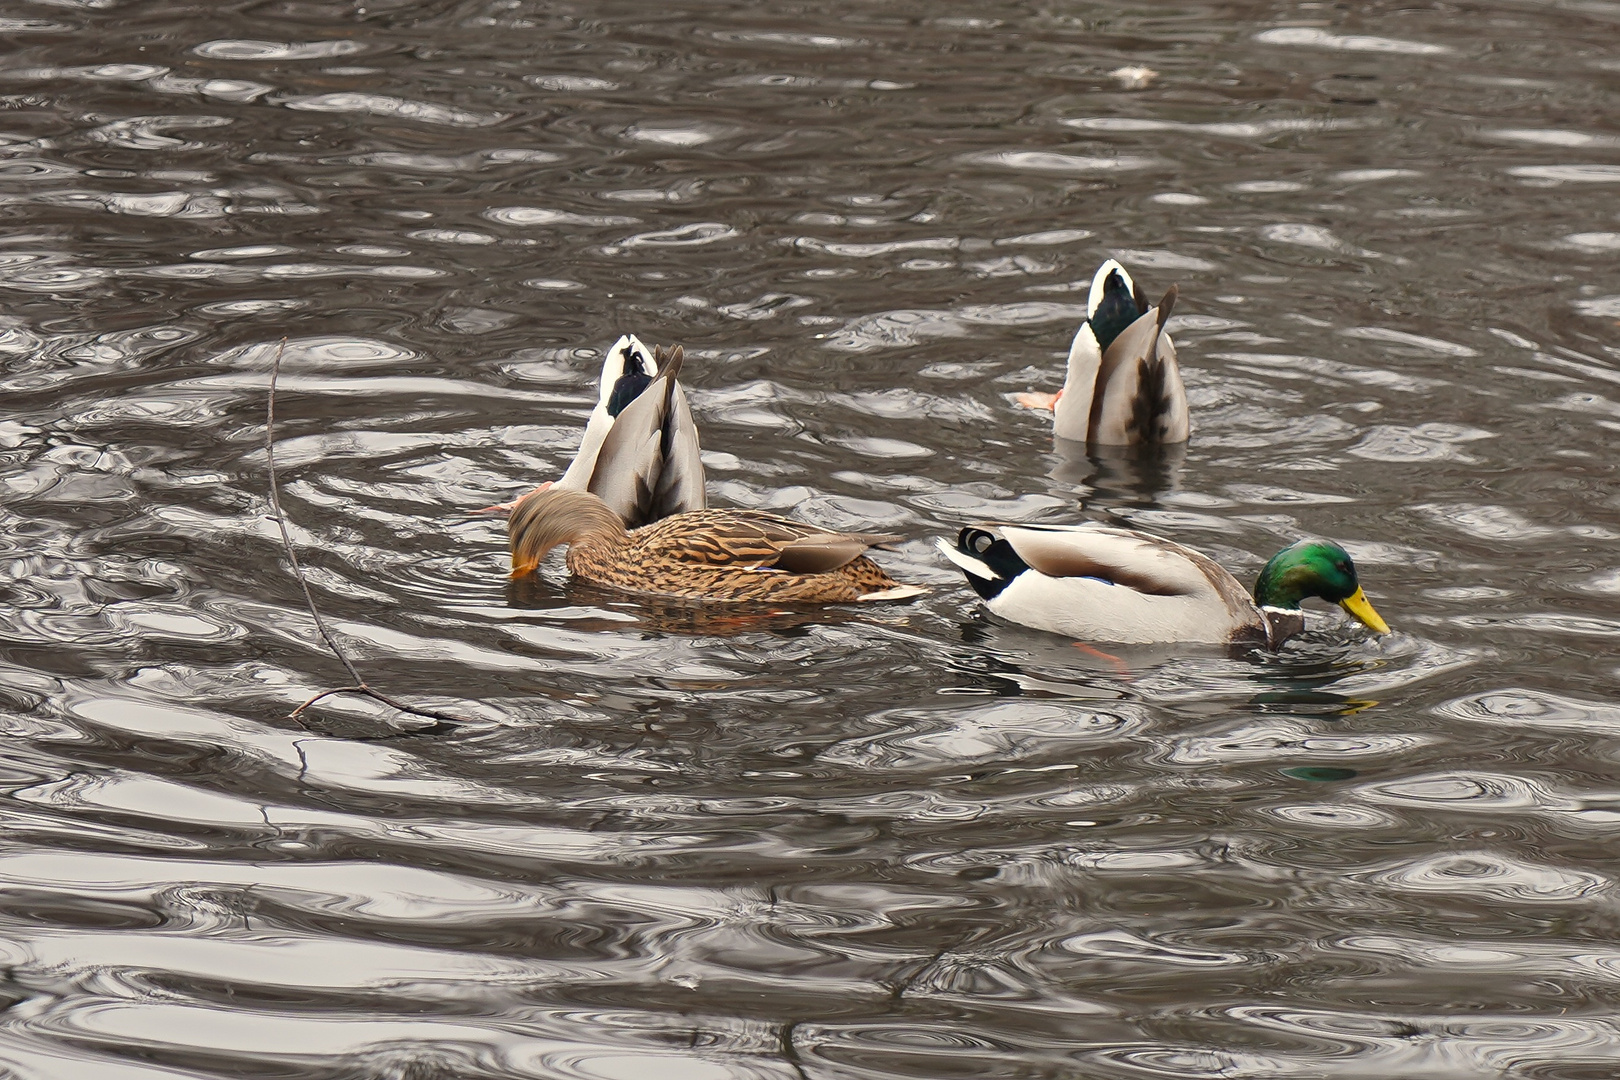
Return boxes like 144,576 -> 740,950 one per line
2,2 -> 1620,1077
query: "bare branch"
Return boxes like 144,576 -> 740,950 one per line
265,337 -> 470,730
265,338 -> 365,687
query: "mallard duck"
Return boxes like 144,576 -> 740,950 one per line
1015,259 -> 1189,445
938,523 -> 1387,647
510,355 -> 922,603
482,334 -> 706,525
579,341 -> 705,527
510,487 -> 926,603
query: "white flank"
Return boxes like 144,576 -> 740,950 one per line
560,332 -> 651,490
1054,321 -> 1102,442
986,571 -> 1233,644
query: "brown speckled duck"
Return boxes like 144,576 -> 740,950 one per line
509,487 -> 925,603
509,350 -> 922,603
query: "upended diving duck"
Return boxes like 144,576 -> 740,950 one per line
1016,258 -> 1189,446
938,522 -> 1388,648
510,352 -> 925,605
486,333 -> 705,527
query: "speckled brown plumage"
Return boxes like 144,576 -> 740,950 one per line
509,487 -> 924,604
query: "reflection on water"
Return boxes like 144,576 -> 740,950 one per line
1,0 -> 1619,1076
1049,435 -> 1189,506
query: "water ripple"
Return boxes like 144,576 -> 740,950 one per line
1371,852 -> 1608,904
193,39 -> 367,61
1,3 -> 1614,1075
1255,26 -> 1453,54
281,92 -> 505,127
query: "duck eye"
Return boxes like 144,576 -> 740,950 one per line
972,535 -> 992,554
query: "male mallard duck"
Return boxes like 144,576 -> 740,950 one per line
938,523 -> 1387,647
1015,259 -> 1189,445
510,487 -> 925,603
483,333 -> 705,525
579,341 -> 705,527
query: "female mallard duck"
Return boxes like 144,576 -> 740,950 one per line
484,333 -> 705,525
510,487 -> 925,603
511,353 -> 922,603
1016,259 -> 1189,445
938,522 -> 1387,647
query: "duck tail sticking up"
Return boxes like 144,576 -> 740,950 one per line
1089,282 -> 1190,447
1018,257 -> 1190,448
1086,259 -> 1145,352
603,335 -> 655,418
586,345 -> 707,528
1122,285 -> 1188,446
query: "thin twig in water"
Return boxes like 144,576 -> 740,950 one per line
265,337 -> 466,731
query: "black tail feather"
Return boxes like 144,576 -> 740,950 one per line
1125,286 -> 1179,444
956,527 -> 1029,601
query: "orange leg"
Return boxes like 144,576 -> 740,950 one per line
1014,388 -> 1064,412
1073,640 -> 1131,678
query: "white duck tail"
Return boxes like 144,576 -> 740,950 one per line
586,345 -> 707,528
1053,321 -> 1103,442
1090,286 -> 1190,446
934,536 -> 995,580
1018,257 -> 1190,448
559,333 -> 654,490
1087,258 -> 1135,318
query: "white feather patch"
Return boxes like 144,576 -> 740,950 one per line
1054,321 -> 1102,442
935,537 -> 995,580
857,584 -> 928,602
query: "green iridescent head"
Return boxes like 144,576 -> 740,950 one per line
1252,539 -> 1389,633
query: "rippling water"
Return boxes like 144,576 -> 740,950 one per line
2,2 -> 1619,1077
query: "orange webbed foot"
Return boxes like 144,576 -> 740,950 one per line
1014,390 -> 1063,412
1073,640 -> 1131,679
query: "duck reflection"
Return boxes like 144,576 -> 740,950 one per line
1051,435 -> 1187,504
949,611 -> 1385,717
507,574 -> 862,636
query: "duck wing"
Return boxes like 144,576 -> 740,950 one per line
587,345 -> 708,527
1089,286 -> 1190,446
650,347 -> 706,521
639,509 -> 900,574
772,531 -> 903,573
997,523 -> 1237,600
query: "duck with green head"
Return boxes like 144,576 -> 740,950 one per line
938,524 -> 1389,648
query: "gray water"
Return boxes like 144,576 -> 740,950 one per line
2,2 -> 1619,1077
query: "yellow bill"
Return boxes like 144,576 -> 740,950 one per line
1339,587 -> 1390,634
